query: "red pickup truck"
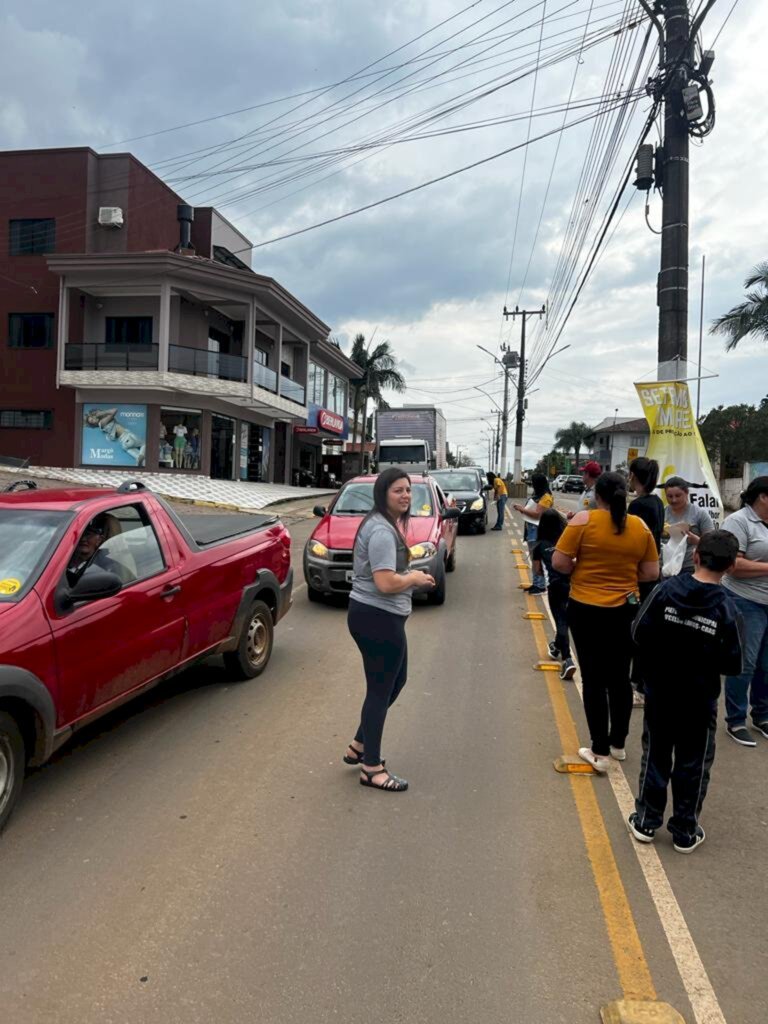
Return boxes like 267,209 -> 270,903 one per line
0,480 -> 293,831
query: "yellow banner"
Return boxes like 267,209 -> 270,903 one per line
635,380 -> 723,527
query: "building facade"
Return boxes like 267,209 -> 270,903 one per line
587,416 -> 650,473
0,147 -> 358,484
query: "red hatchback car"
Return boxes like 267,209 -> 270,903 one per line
303,475 -> 459,605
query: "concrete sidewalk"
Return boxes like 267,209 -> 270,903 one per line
0,465 -> 335,512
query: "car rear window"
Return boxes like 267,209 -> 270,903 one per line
333,482 -> 433,516
430,472 -> 480,491
0,509 -> 71,601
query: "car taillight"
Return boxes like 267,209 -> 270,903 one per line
278,526 -> 292,548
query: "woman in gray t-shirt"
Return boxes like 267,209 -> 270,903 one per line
345,469 -> 436,792
664,476 -> 714,573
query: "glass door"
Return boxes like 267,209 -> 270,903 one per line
210,415 -> 235,479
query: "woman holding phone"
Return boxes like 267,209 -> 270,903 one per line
345,468 -> 436,792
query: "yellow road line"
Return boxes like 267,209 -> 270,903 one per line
512,523 -> 656,1002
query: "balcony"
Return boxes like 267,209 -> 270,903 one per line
169,344 -> 247,383
65,343 -> 159,371
253,361 -> 278,393
280,376 -> 305,405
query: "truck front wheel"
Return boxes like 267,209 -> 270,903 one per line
0,711 -> 26,834
223,600 -> 275,680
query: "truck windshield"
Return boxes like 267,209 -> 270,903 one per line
0,509 -> 70,602
334,483 -> 433,516
379,444 -> 426,464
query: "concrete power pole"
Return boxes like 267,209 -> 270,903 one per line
635,0 -> 717,379
657,0 -> 691,380
504,304 -> 545,483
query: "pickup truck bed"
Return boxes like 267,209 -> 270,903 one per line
173,510 -> 278,547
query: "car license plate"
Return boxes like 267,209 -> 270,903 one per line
345,571 -> 353,583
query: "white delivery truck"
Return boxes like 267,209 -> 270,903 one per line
375,406 -> 447,473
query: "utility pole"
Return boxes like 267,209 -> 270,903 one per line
504,304 -> 545,483
494,409 -> 501,471
637,1 -> 717,379
657,0 -> 690,380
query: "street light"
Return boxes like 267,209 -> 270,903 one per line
476,345 -> 517,475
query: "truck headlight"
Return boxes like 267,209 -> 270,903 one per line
409,542 -> 437,559
470,498 -> 484,511
309,541 -> 329,559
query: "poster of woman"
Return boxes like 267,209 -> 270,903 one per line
81,405 -> 147,467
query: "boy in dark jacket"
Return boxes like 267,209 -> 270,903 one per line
628,530 -> 742,854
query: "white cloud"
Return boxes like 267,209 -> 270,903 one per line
2,0 -> 766,469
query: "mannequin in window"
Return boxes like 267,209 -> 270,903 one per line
173,421 -> 188,468
189,427 -> 200,469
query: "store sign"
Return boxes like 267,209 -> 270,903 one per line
318,409 -> 344,434
81,404 -> 147,467
306,403 -> 348,438
294,426 -> 319,435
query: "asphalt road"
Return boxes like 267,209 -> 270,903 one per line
0,496 -> 765,1024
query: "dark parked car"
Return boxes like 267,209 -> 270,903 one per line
562,475 -> 585,493
429,469 -> 488,533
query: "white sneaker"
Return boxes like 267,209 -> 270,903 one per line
610,747 -> 626,761
578,747 -> 609,773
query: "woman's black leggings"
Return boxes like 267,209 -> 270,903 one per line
567,598 -> 635,756
348,599 -> 409,768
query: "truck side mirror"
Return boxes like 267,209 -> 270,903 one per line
313,505 -> 327,517
60,567 -> 123,609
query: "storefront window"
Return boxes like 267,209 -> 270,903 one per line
309,362 -> 326,406
328,373 -> 346,415
159,408 -> 202,471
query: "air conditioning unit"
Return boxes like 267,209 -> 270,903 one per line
98,206 -> 124,228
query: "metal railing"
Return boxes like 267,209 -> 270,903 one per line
64,343 -> 159,371
280,376 -> 306,405
253,362 -> 278,393
169,344 -> 247,383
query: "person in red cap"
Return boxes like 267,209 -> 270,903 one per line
567,461 -> 602,520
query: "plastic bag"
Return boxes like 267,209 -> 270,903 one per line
662,534 -> 687,577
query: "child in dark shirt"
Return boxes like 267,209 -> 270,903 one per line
628,530 -> 743,854
532,509 -> 576,681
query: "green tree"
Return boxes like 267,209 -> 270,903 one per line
349,333 -> 406,474
711,262 -> 768,350
699,398 -> 768,476
554,421 -> 593,471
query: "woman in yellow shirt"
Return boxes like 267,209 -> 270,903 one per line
513,473 -> 554,594
553,473 -> 659,773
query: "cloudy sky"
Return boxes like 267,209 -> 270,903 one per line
3,0 -> 765,467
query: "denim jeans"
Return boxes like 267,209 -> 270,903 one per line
724,594 -> 768,727
525,522 -> 546,590
494,495 -> 507,529
547,580 -> 571,659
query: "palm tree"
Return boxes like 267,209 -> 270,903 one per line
711,261 -> 768,351
554,421 -> 592,471
349,333 -> 406,474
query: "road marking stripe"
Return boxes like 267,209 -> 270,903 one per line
526,600 -> 656,1001
507,514 -> 727,1023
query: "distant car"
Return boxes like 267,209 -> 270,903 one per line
429,468 -> 488,534
552,474 -> 568,491
562,475 -> 585,493
304,475 -> 459,605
